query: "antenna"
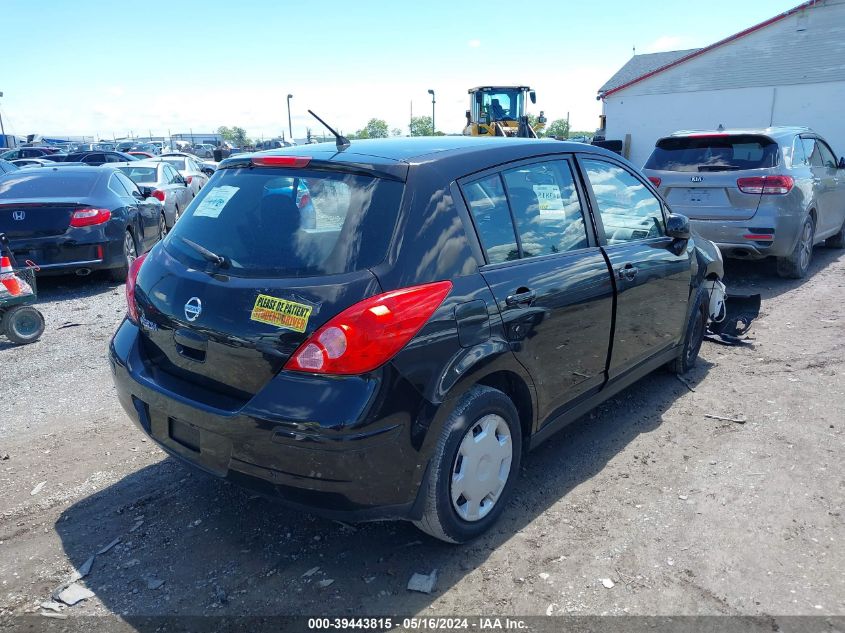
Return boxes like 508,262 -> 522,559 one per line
308,110 -> 350,151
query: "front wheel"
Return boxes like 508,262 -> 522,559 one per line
413,386 -> 522,543
668,288 -> 707,375
2,305 -> 45,344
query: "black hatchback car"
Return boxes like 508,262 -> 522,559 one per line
110,137 -> 724,542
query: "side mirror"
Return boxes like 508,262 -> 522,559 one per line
529,90 -> 536,104
839,156 -> 845,169
665,213 -> 690,240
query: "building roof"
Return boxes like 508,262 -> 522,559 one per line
598,49 -> 701,94
598,0 -> 822,98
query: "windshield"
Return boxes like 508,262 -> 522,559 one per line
160,158 -> 186,170
475,89 -> 525,122
118,166 -> 158,182
645,135 -> 779,172
163,167 -> 404,278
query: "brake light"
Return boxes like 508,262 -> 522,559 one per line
69,208 -> 111,227
185,176 -> 193,185
298,193 -> 311,209
647,176 -> 661,188
284,280 -> 453,375
737,175 -> 794,195
125,252 -> 148,323
152,190 -> 166,202
252,156 -> 311,168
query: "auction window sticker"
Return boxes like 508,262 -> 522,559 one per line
193,185 -> 239,218
533,184 -> 565,213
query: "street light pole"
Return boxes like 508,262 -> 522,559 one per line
287,94 -> 293,140
0,91 -> 6,138
427,89 -> 435,135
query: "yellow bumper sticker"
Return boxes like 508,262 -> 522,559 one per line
250,295 -> 313,333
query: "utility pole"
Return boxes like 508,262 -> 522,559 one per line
427,89 -> 435,135
0,91 -> 6,138
410,100 -> 413,136
287,94 -> 293,140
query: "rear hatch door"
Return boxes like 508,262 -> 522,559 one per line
133,161 -> 405,403
645,134 -> 779,221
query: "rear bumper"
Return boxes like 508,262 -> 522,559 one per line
690,207 -> 802,259
9,232 -> 127,274
108,319 -> 430,521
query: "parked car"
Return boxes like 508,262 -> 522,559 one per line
0,159 -> 19,175
114,141 -> 136,153
110,137 -> 726,542
64,151 -> 139,165
130,143 -> 160,156
643,127 -> 845,278
161,152 -> 216,176
114,161 -> 192,229
0,166 -> 164,280
155,155 -> 209,197
38,153 -> 69,163
190,143 -> 216,158
128,151 -> 154,159
10,158 -> 55,168
0,147 -> 53,160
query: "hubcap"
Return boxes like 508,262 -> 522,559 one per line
124,232 -> 137,266
13,310 -> 40,337
799,220 -> 813,271
450,414 -> 513,522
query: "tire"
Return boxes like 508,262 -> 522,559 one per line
109,229 -> 137,282
2,305 -> 45,344
413,385 -> 522,544
825,218 -> 845,249
777,215 -> 815,279
668,288 -> 707,375
158,212 -> 167,240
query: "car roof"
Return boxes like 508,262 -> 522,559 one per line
667,126 -> 813,141
111,160 -> 162,167
221,136 -> 610,167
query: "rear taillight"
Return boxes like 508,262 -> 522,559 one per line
252,156 -> 311,168
152,190 -> 166,202
737,175 -> 794,195
647,176 -> 662,188
69,208 -> 111,227
284,280 -> 453,375
185,176 -> 193,185
298,193 -> 311,209
125,252 -> 148,323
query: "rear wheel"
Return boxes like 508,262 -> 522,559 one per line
825,217 -> 845,249
413,386 -> 522,543
109,229 -> 137,282
777,215 -> 815,279
669,289 -> 707,375
2,305 -> 45,344
158,212 -> 167,240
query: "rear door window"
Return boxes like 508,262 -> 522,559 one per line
581,158 -> 665,244
502,160 -> 589,257
791,136 -> 808,168
645,135 -> 779,172
462,174 -> 518,264
817,140 -> 838,169
163,167 -> 404,277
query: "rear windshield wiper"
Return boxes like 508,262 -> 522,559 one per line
179,237 -> 229,268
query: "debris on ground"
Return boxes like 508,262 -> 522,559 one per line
317,579 -> 335,588
601,578 -> 615,589
302,566 -> 320,578
145,576 -> 165,590
56,583 -> 94,606
704,413 -> 747,424
39,601 -> 63,613
30,481 -> 47,496
539,572 -> 550,581
407,570 -> 438,594
97,537 -> 121,555
0,453 -> 9,460
129,519 -> 144,533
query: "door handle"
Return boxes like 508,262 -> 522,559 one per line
505,290 -> 536,306
616,263 -> 639,281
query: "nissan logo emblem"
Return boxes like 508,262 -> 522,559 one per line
184,297 -> 202,322
12,210 -> 25,221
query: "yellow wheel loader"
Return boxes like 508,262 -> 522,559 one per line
463,86 -> 546,138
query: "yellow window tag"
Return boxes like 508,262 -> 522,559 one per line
250,295 -> 313,333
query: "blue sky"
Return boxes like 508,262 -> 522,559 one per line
1,0 -> 800,140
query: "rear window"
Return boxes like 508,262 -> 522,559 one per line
163,167 -> 404,278
645,135 -> 779,172
0,171 -> 98,198
160,158 -> 186,170
118,166 -> 158,182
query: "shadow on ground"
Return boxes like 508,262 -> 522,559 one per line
55,357 -> 713,623
722,245 -> 841,300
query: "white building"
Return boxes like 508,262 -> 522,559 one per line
598,0 -> 845,167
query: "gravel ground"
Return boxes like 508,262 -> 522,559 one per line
0,250 -> 843,624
